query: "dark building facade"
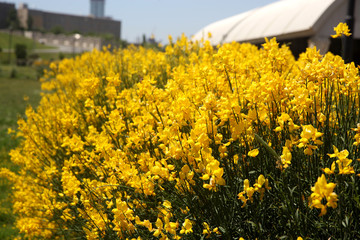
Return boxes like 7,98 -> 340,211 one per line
17,4 -> 121,38
0,2 -> 16,29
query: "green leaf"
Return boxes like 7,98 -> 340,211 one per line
254,133 -> 280,161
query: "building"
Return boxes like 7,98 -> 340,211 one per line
90,0 -> 105,18
0,2 -> 16,29
193,0 -> 360,63
17,3 -> 121,38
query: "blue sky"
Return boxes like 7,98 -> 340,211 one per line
4,0 -> 279,43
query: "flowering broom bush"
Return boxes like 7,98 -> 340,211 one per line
2,25 -> 360,239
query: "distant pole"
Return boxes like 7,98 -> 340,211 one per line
342,0 -> 355,63
8,27 -> 13,65
73,33 -> 81,57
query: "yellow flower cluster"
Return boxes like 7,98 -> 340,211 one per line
274,113 -> 300,133
352,123 -> 360,146
323,145 -> 355,175
331,22 -> 352,38
202,222 -> 222,238
297,125 -> 323,155
309,174 -> 338,216
280,145 -> 292,169
237,174 -> 271,207
2,24 -> 360,238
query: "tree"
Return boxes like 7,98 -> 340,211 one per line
51,25 -> 65,35
27,16 -> 33,30
6,9 -> 20,30
15,44 -> 27,66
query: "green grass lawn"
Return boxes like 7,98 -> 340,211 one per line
0,31 -> 61,65
0,31 -> 54,50
0,51 -> 74,65
0,64 -> 42,239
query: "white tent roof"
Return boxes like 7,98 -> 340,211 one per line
193,0 -> 360,45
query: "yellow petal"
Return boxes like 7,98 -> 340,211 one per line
248,149 -> 259,157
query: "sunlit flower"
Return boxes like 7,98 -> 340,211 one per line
280,146 -> 292,169
309,174 -> 338,216
238,175 -> 270,206
331,22 -> 351,38
180,219 -> 193,234
326,145 -> 355,174
298,125 -> 323,155
248,148 -> 259,157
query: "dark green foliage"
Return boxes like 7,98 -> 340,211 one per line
14,44 -> 27,66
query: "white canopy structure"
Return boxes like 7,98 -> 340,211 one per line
193,0 -> 359,54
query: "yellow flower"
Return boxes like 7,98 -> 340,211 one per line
328,145 -> 348,159
317,113 -> 326,123
327,145 -> 355,175
331,22 -> 351,38
275,113 -> 299,132
7,128 -> 15,134
280,146 -> 292,168
253,174 -> 265,190
309,174 -> 338,216
213,227 -> 221,235
323,161 -> 336,175
298,125 -> 323,155
202,222 -> 211,237
162,200 -> 172,209
180,219 -> 193,234
352,123 -> 360,145
248,148 -> 259,157
301,125 -> 323,140
153,218 -> 163,237
238,175 -> 270,206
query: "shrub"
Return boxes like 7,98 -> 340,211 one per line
1,32 -> 360,239
51,25 -> 65,35
9,68 -> 17,78
58,52 -> 65,60
14,44 -> 27,66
